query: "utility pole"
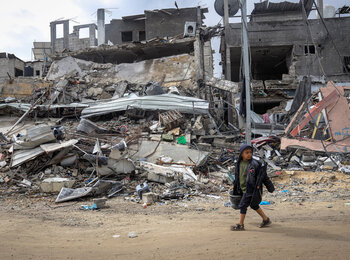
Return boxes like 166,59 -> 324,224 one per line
241,0 -> 251,145
224,0 -> 233,124
317,0 -> 324,18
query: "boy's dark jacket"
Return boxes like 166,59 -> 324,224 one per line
233,144 -> 275,208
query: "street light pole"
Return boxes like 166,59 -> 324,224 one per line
241,0 -> 251,145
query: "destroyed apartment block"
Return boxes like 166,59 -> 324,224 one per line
1,2 -> 350,210
221,0 -> 350,118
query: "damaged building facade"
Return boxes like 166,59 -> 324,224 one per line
105,7 -> 205,44
4,6 -> 217,100
221,0 -> 350,114
41,7 -> 208,54
0,53 -> 25,79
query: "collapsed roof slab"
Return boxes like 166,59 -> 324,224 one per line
67,37 -> 195,64
46,53 -> 197,89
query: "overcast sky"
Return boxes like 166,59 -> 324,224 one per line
0,0 -> 348,65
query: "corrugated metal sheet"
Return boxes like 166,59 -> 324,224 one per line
40,139 -> 78,153
81,94 -> 209,118
0,103 -> 89,113
14,125 -> 56,150
11,147 -> 45,167
11,139 -> 78,167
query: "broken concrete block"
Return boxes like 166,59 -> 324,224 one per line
40,178 -> 75,193
72,169 -> 78,177
142,192 -> 159,204
147,172 -> 174,184
150,134 -> 161,141
192,116 -> 205,135
109,149 -> 122,160
87,87 -> 103,97
132,141 -> 209,166
301,153 -> 316,162
93,198 -> 107,208
161,134 -> 174,142
100,91 -> 112,99
197,143 -> 212,152
113,159 -> 135,174
209,129 -> 216,135
98,165 -> 114,176
60,154 -> 77,167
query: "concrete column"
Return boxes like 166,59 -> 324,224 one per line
63,20 -> 69,50
317,0 -> 324,18
50,22 -> 56,52
73,27 -> 79,37
97,9 -> 105,45
89,24 -> 96,46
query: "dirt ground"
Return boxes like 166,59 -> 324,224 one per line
0,194 -> 350,260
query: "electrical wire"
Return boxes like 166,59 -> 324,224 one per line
301,1 -> 342,97
312,0 -> 350,75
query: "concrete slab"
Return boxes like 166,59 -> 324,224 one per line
131,140 -> 209,166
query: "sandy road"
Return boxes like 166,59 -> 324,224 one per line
0,199 -> 349,260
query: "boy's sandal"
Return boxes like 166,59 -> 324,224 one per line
259,217 -> 271,228
230,224 -> 245,231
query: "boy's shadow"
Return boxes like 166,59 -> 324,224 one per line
253,223 -> 350,242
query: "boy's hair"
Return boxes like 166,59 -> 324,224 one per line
239,144 -> 253,155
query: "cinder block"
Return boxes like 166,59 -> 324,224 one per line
40,178 -> 75,193
142,192 -> 159,204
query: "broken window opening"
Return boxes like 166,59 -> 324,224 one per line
139,31 -> 146,41
15,68 -> 23,77
344,56 -> 350,73
56,24 -> 64,38
36,70 -> 40,76
230,46 -> 292,82
253,101 -> 281,115
121,31 -> 133,42
251,46 -> 291,81
304,45 -> 315,54
78,27 -> 89,39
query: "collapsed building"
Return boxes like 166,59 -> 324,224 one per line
1,2 -> 350,205
0,53 -> 25,80
221,0 -> 350,115
32,7 -> 208,57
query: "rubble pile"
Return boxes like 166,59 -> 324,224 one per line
1,54 -> 350,209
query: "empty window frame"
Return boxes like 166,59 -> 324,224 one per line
304,45 -> 315,54
15,68 -> 23,77
121,31 -> 133,42
139,31 -> 145,41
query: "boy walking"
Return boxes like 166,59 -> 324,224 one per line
231,144 -> 275,231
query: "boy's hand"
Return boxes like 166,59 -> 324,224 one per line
257,186 -> 260,189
